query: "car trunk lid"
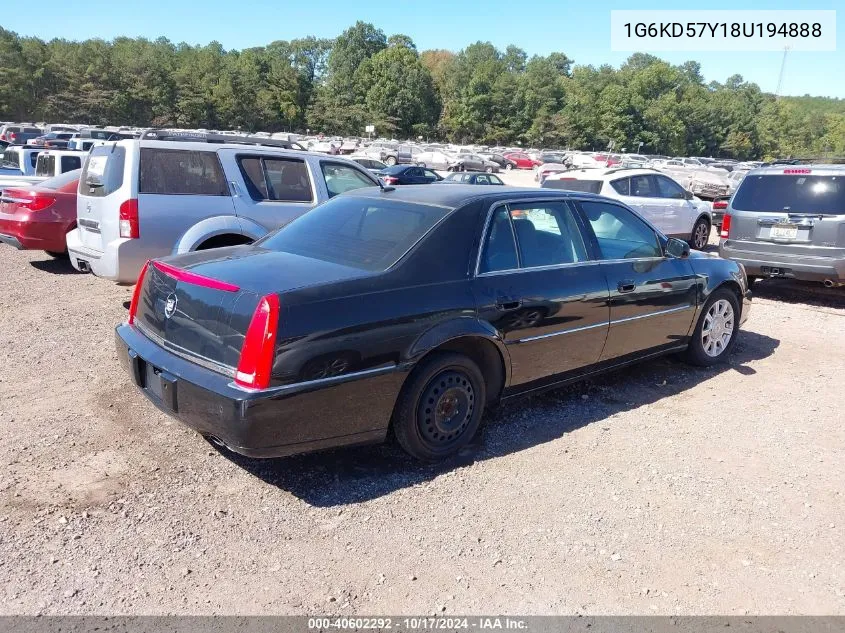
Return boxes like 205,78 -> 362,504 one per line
132,246 -> 369,374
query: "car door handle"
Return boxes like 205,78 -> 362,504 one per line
617,280 -> 636,293
496,299 -> 523,311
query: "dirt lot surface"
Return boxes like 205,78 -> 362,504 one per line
1,179 -> 844,615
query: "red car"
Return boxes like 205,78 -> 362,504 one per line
503,151 -> 541,170
0,170 -> 80,256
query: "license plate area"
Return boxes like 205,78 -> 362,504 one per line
770,223 -> 799,240
143,361 -> 178,411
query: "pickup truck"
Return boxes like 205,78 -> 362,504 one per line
0,149 -> 83,189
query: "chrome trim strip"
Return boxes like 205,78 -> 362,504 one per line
476,260 -> 596,277
0,196 -> 30,204
229,363 -> 399,395
134,320 -> 237,378
609,304 -> 692,326
513,320 -> 608,344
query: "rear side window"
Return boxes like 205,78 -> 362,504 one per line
140,148 -> 228,196
36,154 -> 55,177
320,162 -> 376,198
610,178 -> 630,195
237,156 -> 312,202
543,178 -> 602,194
81,144 -> 126,198
61,155 -> 81,173
258,196 -> 449,271
733,174 -> 845,213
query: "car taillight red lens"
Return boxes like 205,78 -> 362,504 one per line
383,176 -> 399,184
720,214 -> 731,239
151,260 -> 240,292
713,200 -> 728,210
119,199 -> 139,239
25,195 -> 57,211
235,294 -> 281,390
128,260 -> 150,325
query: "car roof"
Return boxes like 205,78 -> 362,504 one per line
545,167 -> 658,181
342,184 -> 603,209
747,164 -> 845,176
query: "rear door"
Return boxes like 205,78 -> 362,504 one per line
135,146 -> 236,256
222,150 -> 316,230
575,198 -> 698,360
474,199 -> 609,388
728,170 -> 845,259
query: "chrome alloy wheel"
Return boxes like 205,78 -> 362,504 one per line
693,220 -> 710,249
701,299 -> 735,357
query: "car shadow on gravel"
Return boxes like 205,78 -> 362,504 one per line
29,257 -> 82,275
751,279 -> 845,310
218,330 -> 780,507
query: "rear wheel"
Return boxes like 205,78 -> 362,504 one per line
485,166 -> 493,173
684,289 -> 740,367
505,163 -> 514,171
689,217 -> 711,250
393,352 -> 486,462
385,156 -> 397,166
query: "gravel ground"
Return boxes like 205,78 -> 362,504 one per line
1,179 -> 844,615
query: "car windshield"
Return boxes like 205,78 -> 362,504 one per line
257,196 -> 451,271
732,174 -> 845,213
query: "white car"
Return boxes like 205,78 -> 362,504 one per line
416,150 -> 457,171
542,167 -> 714,250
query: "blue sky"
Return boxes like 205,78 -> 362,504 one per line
3,0 -> 843,97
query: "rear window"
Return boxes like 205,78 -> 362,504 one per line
258,196 -> 450,271
81,144 -> 126,198
61,155 -> 81,172
35,154 -> 55,177
2,148 -> 20,169
543,178 -> 603,194
40,169 -> 81,191
733,174 -> 845,213
140,148 -> 228,195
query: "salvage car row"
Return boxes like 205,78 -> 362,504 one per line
1,129 -> 842,466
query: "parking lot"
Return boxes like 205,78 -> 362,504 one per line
1,178 -> 844,615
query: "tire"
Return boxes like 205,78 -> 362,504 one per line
393,352 -> 487,462
385,156 -> 397,166
505,163 -> 514,171
688,216 -> 711,250
684,288 -> 740,367
45,250 -> 67,258
485,166 -> 493,173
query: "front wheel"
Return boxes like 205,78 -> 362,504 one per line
485,166 -> 493,173
385,156 -> 397,166
684,289 -> 740,367
393,352 -> 486,462
505,163 -> 514,171
689,217 -> 711,250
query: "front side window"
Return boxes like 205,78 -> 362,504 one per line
238,156 -> 312,202
320,162 -> 376,198
655,175 -> 686,199
139,148 -> 228,196
580,201 -> 663,260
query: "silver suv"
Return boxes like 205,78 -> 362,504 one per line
66,132 -> 380,283
719,165 -> 845,287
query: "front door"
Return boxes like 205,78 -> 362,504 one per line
654,173 -> 697,237
574,198 -> 698,360
473,200 -> 610,388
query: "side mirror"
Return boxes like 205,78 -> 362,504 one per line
684,190 -> 694,200
666,237 -> 690,259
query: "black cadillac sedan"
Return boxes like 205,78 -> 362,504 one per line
116,186 -> 751,461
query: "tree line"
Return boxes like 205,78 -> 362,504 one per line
1,21 -> 843,159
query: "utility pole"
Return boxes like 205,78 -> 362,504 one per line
775,45 -> 791,98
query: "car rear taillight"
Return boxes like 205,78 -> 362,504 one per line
713,199 -> 728,210
128,260 -> 150,325
119,199 -> 139,239
0,134 -> 6,141
8,132 -> 17,143
2,189 -> 56,212
720,214 -> 731,239
152,260 -> 240,292
235,294 -> 281,390
382,176 -> 399,185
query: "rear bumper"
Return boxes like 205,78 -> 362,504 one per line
0,214 -> 71,252
66,229 -> 148,282
720,240 -> 845,283
115,324 -> 401,458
